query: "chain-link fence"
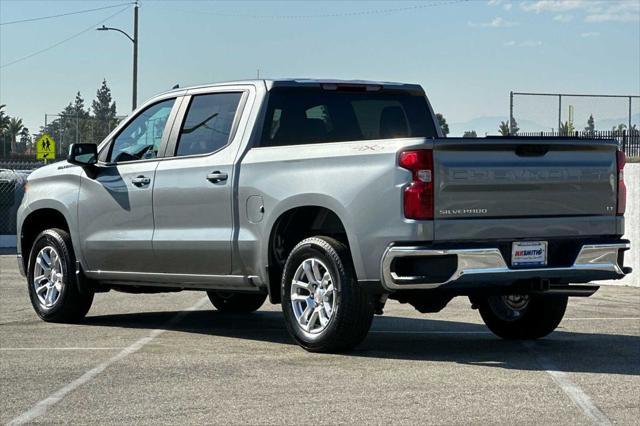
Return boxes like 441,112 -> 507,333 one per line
510,92 -> 639,134
1,115 -> 127,161
0,168 -> 28,236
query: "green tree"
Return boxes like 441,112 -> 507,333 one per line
559,120 -> 575,136
91,79 -> 117,144
498,118 -> 519,136
19,127 -> 31,154
585,114 -> 595,133
57,91 -> 91,154
463,130 -> 477,138
7,117 -> 24,154
436,113 -> 449,136
498,121 -> 510,136
0,105 -> 9,156
612,123 -> 627,133
0,105 -> 9,132
510,117 -> 520,135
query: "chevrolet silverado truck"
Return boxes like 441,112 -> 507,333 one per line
16,79 -> 631,352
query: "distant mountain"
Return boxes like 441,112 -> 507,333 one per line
449,113 -> 640,137
448,116 -> 546,137
595,113 -> 640,130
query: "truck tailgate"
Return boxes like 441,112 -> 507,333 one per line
434,138 -> 618,224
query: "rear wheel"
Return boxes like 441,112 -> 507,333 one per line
281,236 -> 374,352
478,293 -> 568,340
27,228 -> 94,322
207,291 -> 267,313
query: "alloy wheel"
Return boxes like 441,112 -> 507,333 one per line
33,246 -> 64,309
290,258 -> 336,334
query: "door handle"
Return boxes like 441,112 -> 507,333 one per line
206,171 -> 228,183
131,175 -> 151,186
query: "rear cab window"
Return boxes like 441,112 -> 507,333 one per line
260,87 -> 437,147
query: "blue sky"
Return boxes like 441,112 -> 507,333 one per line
1,0 -> 639,135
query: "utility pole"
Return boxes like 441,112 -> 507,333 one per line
97,1 -> 138,112
133,2 -> 138,110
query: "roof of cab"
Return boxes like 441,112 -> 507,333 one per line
159,78 -> 424,96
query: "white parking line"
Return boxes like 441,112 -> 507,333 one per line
563,317 -> 640,321
6,297 -> 209,426
523,342 -> 612,425
370,330 -> 491,334
0,348 -> 123,351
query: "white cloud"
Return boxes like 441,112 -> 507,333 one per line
487,0 -> 503,5
520,0 -> 639,23
580,32 -> 600,37
468,17 -> 518,28
585,11 -> 639,23
521,0 -> 586,13
553,14 -> 573,22
503,3 -> 513,11
504,40 -> 543,47
519,40 -> 543,47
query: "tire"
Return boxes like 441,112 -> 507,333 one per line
207,291 -> 267,313
281,236 -> 374,352
478,293 -> 568,340
27,228 -> 94,322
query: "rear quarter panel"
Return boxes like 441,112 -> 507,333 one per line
237,138 -> 434,282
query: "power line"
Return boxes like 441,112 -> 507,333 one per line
0,3 -> 134,26
0,7 -> 130,69
165,0 -> 467,20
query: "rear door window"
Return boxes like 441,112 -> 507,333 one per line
174,92 -> 243,157
261,88 -> 437,147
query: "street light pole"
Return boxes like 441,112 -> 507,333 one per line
132,3 -> 138,111
97,2 -> 139,112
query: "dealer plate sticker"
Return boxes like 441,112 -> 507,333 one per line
512,241 -> 547,267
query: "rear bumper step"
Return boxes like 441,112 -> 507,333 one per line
381,242 -> 630,291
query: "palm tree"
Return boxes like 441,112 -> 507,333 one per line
0,105 -> 9,133
498,121 -> 510,136
7,117 -> 24,154
1,105 -> 11,156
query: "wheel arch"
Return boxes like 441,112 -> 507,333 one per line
264,202 -> 359,303
20,207 -> 71,269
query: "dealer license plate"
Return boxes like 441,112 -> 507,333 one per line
511,241 -> 547,267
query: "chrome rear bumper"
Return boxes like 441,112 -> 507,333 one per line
381,242 -> 630,291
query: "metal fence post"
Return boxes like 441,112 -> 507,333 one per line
509,91 -> 514,136
629,96 -> 632,132
558,94 -> 562,132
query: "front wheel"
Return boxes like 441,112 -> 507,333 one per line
281,236 -> 374,352
27,228 -> 94,322
478,293 -> 568,340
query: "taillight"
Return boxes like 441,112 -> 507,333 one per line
399,149 -> 434,220
617,150 -> 626,215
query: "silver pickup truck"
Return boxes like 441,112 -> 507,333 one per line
17,79 -> 631,352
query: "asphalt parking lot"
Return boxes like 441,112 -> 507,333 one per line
1,254 -> 638,425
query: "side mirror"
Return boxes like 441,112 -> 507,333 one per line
67,143 -> 98,167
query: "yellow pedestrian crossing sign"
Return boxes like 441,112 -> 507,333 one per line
36,134 -> 56,160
